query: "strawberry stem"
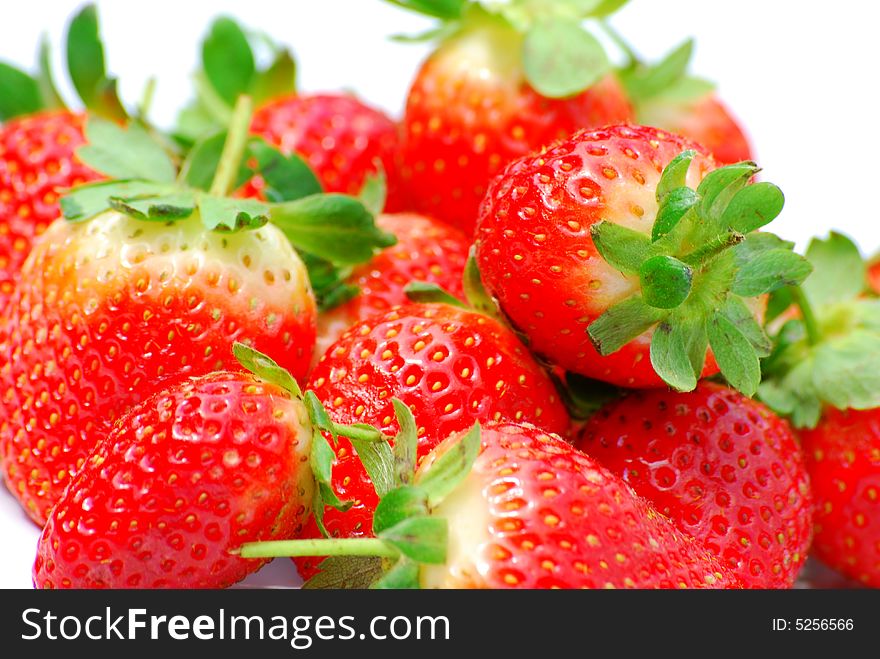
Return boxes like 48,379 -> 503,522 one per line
239,537 -> 398,560
791,286 -> 822,346
209,94 -> 253,197
681,231 -> 744,266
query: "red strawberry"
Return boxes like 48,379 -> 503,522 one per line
868,258 -> 880,294
476,124 -> 805,394
246,93 -> 404,211
244,421 -> 742,589
315,212 -> 469,360
33,370 -> 316,589
395,4 -> 632,233
0,111 -> 101,306
577,382 -> 813,588
297,302 -> 570,578
800,408 -> 880,587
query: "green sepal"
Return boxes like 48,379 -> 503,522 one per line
523,18 -> 610,98
383,0 -> 466,20
65,4 -> 125,120
232,341 -> 302,397
202,17 -> 255,106
623,39 -> 694,102
304,390 -> 337,443
650,319 -> 704,392
370,558 -> 420,589
591,221 -> 650,275
180,131 -> 252,192
271,194 -> 396,266
198,194 -> 269,232
719,296 -> 771,358
36,34 -> 66,111
589,0 -> 631,16
697,161 -> 760,221
373,486 -> 430,534
653,188 -> 698,242
0,63 -> 42,120
297,252 -> 359,313
377,516 -> 447,564
392,399 -> 420,488
415,422 -> 481,508
109,193 -> 196,221
732,248 -> 812,297
463,251 -> 501,319
248,139 -> 323,202
588,296 -> 666,356
405,282 -> 468,308
348,436 -> 395,501
61,181 -> 176,222
250,49 -> 297,106
803,232 -> 865,307
707,313 -> 761,397
554,372 -> 621,421
77,119 -> 176,183
640,255 -> 692,309
721,182 -> 785,234
302,556 -> 385,590
359,168 -> 388,217
656,150 -> 697,201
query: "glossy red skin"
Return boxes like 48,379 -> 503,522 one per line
476,124 -> 717,387
0,111 -> 100,305
0,220 -> 316,526
801,407 -> 880,586
316,212 -> 470,359
868,260 -> 880,294
247,93 -> 405,211
427,422 -> 741,589
33,372 -> 313,589
577,382 -> 813,588
400,42 -> 633,235
297,303 -> 570,579
640,94 -> 752,165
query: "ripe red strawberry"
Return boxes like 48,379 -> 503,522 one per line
577,382 -> 813,588
800,408 -> 880,587
0,111 -> 101,306
244,421 -> 742,589
476,124 -> 807,394
296,302 -> 570,578
868,258 -> 880,294
33,370 -> 316,589
246,94 -> 404,210
315,212 -> 469,360
394,3 -> 633,233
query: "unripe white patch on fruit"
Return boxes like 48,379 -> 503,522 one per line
433,18 -> 523,91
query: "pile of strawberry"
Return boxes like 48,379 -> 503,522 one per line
1,1 -> 878,590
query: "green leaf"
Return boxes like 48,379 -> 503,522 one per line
271,194 -> 396,265
653,189 -> 698,242
404,282 -> 467,307
627,39 -> 693,101
732,249 -> 812,297
588,296 -> 666,356
109,193 -> 196,221
248,140 -> 322,202
180,131 -> 251,192
65,4 -> 106,108
416,423 -> 481,508
523,18 -> 610,98
232,341 -> 302,397
697,161 -> 759,220
656,150 -> 697,202
174,100 -> 223,147
392,399 -> 420,488
377,516 -> 447,564
78,119 -> 176,183
373,486 -> 429,534
349,436 -> 395,500
589,0 -> 631,16
591,221 -> 651,275
650,320 -> 701,392
371,558 -> 420,589
359,168 -> 387,217
383,0 -> 466,20
765,287 -> 794,324
302,556 -> 384,590
60,181 -> 175,222
250,49 -> 297,105
707,314 -> 760,396
719,296 -> 771,358
803,232 -> 865,307
0,63 -> 42,120
812,330 -> 880,413
202,17 -> 255,106
721,182 -> 785,234
198,194 -> 270,232
36,34 -> 66,111
639,255 -> 692,309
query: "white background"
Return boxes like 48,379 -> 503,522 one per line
1,1 -> 879,588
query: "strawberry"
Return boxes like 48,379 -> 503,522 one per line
243,420 -> 742,589
607,33 -> 753,164
476,124 -> 810,394
296,301 -> 570,578
178,17 -> 403,211
577,382 -> 813,588
800,408 -> 880,587
315,212 -> 470,361
868,258 -> 880,295
391,1 -> 633,233
0,99 -> 392,525
32,344 -> 384,589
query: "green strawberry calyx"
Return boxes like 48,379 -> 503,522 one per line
385,0 -> 632,99
759,233 -> 880,428
238,402 -> 482,589
587,150 -> 812,397
0,4 -> 127,122
60,95 -> 396,308
232,342 -> 393,538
